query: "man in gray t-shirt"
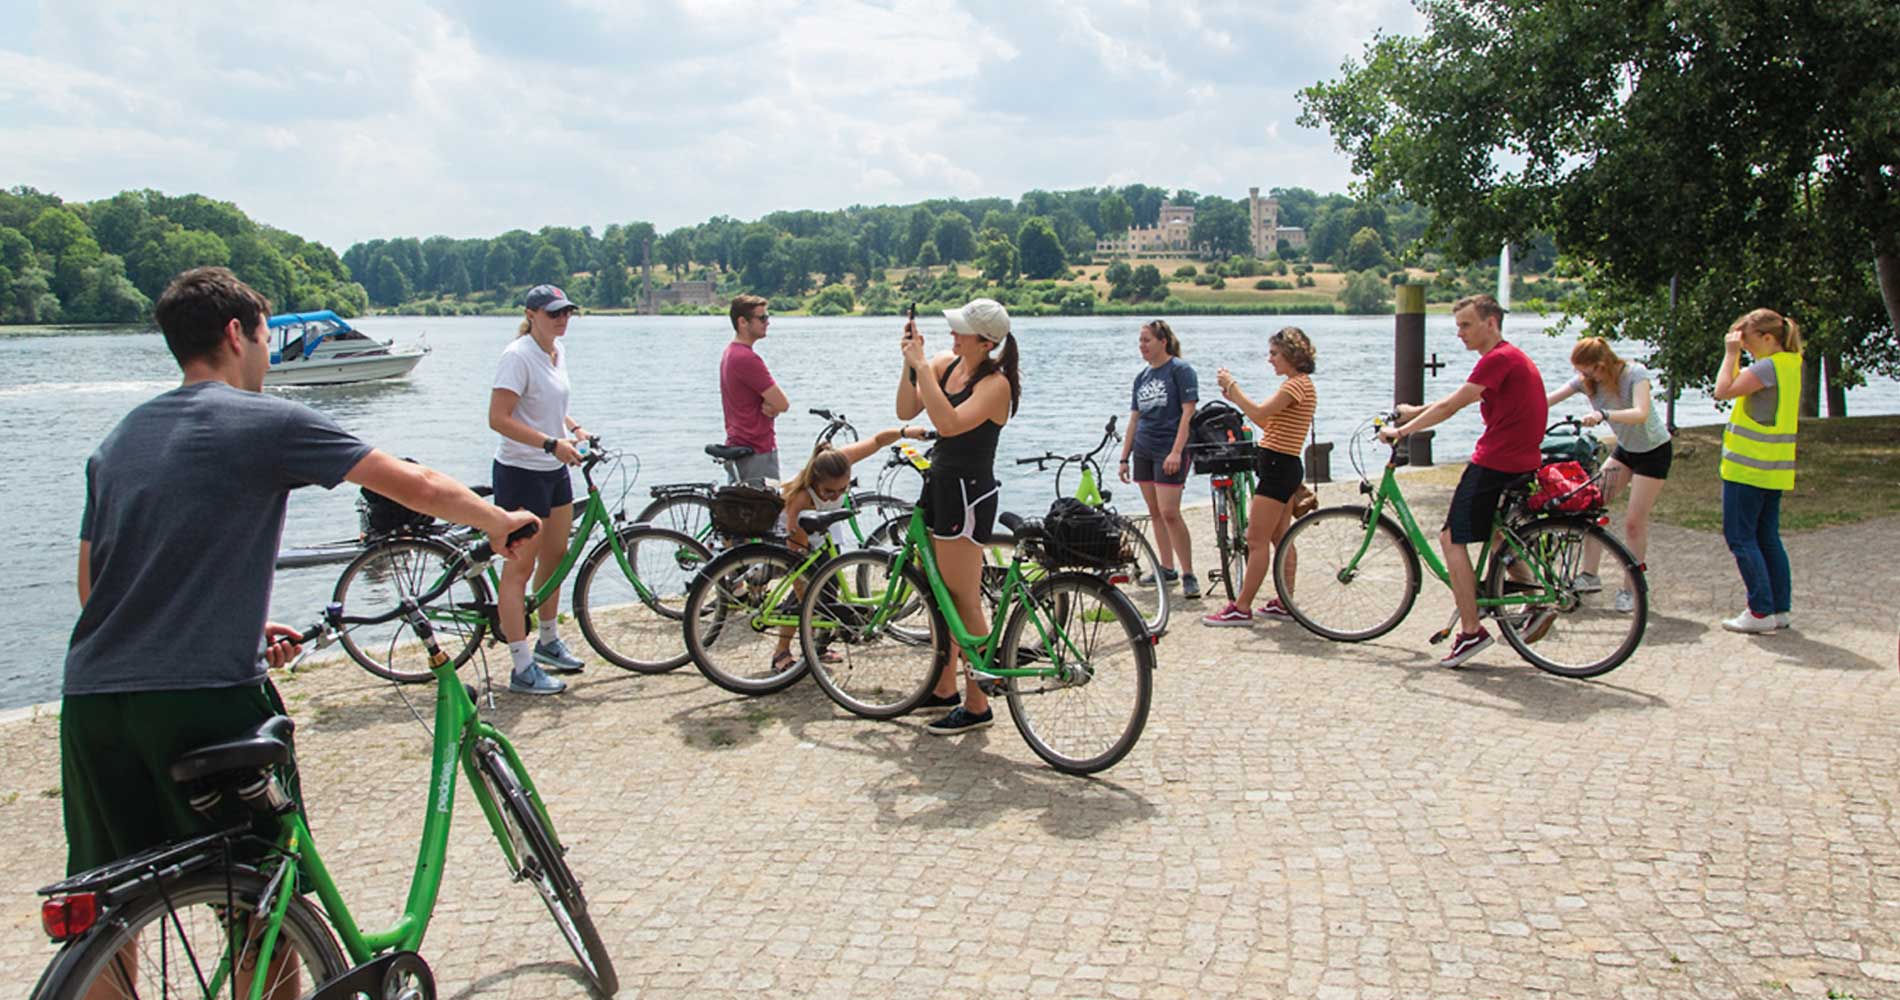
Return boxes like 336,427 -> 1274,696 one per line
61,267 -> 537,878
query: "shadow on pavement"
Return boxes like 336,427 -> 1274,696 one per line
1418,663 -> 1668,723
444,959 -> 594,1000
1752,630 -> 1889,672
1642,612 -> 1712,647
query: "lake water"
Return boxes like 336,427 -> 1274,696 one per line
4,313 -> 1895,709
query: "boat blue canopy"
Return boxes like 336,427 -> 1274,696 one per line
267,311 -> 358,362
267,310 -> 351,330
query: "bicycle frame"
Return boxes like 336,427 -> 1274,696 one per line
1353,460 -> 1563,612
224,640 -> 545,996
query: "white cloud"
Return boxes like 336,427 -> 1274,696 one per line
0,0 -> 1421,248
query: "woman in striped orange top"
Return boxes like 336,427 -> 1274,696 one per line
1202,327 -> 1318,627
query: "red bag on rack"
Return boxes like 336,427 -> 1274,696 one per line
1531,460 -> 1602,513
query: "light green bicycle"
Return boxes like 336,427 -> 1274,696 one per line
31,528 -> 616,999
796,493 -> 1156,775
1272,413 -> 1648,678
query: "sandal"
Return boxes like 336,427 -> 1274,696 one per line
771,650 -> 797,673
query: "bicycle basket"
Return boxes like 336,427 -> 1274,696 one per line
709,484 -> 785,537
1029,498 -> 1132,570
359,486 -> 433,536
1530,460 -> 1604,513
1188,400 -> 1248,449
1190,440 -> 1255,476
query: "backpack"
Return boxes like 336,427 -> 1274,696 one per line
1037,497 -> 1129,570
357,457 -> 433,536
1188,400 -> 1247,448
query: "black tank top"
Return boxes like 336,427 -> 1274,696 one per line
932,357 -> 1002,476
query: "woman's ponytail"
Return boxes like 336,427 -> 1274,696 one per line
969,333 -> 1022,415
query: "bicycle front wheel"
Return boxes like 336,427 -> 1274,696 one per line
35,868 -> 347,1000
845,491 -> 911,548
475,741 -> 618,998
332,534 -> 490,683
1488,517 -> 1647,678
1110,517 -> 1169,638
1274,506 -> 1421,642
573,525 -> 711,673
1211,486 -> 1247,603
683,544 -> 809,696
1001,572 -> 1153,775
800,549 -> 945,719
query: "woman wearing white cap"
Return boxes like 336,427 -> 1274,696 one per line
487,284 -> 592,696
897,297 -> 1021,735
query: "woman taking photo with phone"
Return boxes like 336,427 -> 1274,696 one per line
1712,308 -> 1803,634
896,297 -> 1020,736
1118,320 -> 1201,600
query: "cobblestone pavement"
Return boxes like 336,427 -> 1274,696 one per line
2,474 -> 1897,999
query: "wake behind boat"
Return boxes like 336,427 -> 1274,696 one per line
265,310 -> 427,386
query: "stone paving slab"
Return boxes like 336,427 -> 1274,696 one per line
2,477 -> 1896,999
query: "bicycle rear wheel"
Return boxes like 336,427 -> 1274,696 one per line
636,491 -> 716,549
1487,518 -> 1647,678
799,549 -> 945,719
845,491 -> 911,548
1001,572 -> 1153,775
474,741 -> 617,998
1273,506 -> 1421,642
332,534 -> 490,683
35,868 -> 347,1000
683,544 -> 809,696
573,525 -> 711,672
1211,486 -> 1247,603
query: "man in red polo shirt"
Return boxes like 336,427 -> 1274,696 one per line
1382,293 -> 1547,666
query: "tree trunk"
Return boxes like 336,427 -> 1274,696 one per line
1824,354 -> 1847,417
1878,252 -> 1900,340
1800,353 -> 1822,418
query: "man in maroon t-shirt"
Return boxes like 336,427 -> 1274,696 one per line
1381,293 -> 1548,666
720,294 -> 792,482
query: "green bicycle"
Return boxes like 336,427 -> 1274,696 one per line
30,530 -> 616,1000
1271,413 -> 1648,678
1185,412 -> 1260,605
329,439 -> 713,680
796,498 -> 1156,775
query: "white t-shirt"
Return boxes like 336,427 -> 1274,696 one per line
493,334 -> 571,471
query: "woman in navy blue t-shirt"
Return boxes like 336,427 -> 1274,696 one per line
1117,320 -> 1201,600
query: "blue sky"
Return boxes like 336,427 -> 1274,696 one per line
0,0 -> 1422,249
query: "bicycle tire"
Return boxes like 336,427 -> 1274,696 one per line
332,534 -> 490,683
474,741 -> 618,998
1273,505 -> 1421,642
33,867 -> 348,1000
799,549 -> 946,719
1001,572 -> 1153,775
1487,517 -> 1647,678
635,491 -> 716,548
1111,518 -> 1170,637
846,491 -> 911,548
1211,486 -> 1247,603
683,543 -> 810,696
573,524 -> 711,673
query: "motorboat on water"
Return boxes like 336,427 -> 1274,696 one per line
265,311 -> 427,386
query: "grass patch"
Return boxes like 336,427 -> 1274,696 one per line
1650,414 -> 1900,533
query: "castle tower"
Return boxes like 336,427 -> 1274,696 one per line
1248,187 -> 1280,258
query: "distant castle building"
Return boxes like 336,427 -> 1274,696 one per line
653,279 -> 721,308
1095,186 -> 1306,259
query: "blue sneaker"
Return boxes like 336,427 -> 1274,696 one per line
533,637 -> 585,674
510,664 -> 567,695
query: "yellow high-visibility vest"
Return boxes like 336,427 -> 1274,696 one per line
1720,351 -> 1801,490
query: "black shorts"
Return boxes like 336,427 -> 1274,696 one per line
1131,452 -> 1188,487
920,472 -> 999,544
1252,448 -> 1305,502
1443,462 -> 1533,545
492,460 -> 574,517
1610,439 -> 1673,480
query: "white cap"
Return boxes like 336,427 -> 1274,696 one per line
942,298 -> 1011,343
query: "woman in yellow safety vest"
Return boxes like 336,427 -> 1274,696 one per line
1711,308 -> 1802,635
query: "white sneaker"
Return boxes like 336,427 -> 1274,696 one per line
1774,612 -> 1791,630
1613,589 -> 1634,614
1572,571 -> 1602,594
1721,610 -> 1777,634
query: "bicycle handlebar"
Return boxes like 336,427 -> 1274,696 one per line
810,407 -> 834,419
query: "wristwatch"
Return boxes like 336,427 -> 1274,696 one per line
541,436 -> 559,454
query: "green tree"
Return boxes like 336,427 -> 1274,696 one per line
526,244 -> 568,286
133,229 -> 230,297
976,228 -> 1018,282
0,226 -> 32,273
1105,259 -> 1134,290
1340,270 -> 1393,314
931,212 -> 975,264
594,251 -> 629,308
1131,264 -> 1165,301
1189,197 -> 1251,259
66,253 -> 150,322
483,244 -> 517,291
1300,0 -> 1900,386
368,256 -> 412,307
913,239 -> 940,273
26,206 -> 89,258
1016,217 -> 1066,280
658,228 -> 694,278
902,207 -> 935,263
1344,227 -> 1390,272
1098,193 -> 1133,240
52,236 -> 103,302
810,283 -> 855,315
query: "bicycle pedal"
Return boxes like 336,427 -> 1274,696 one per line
1428,627 -> 1452,645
